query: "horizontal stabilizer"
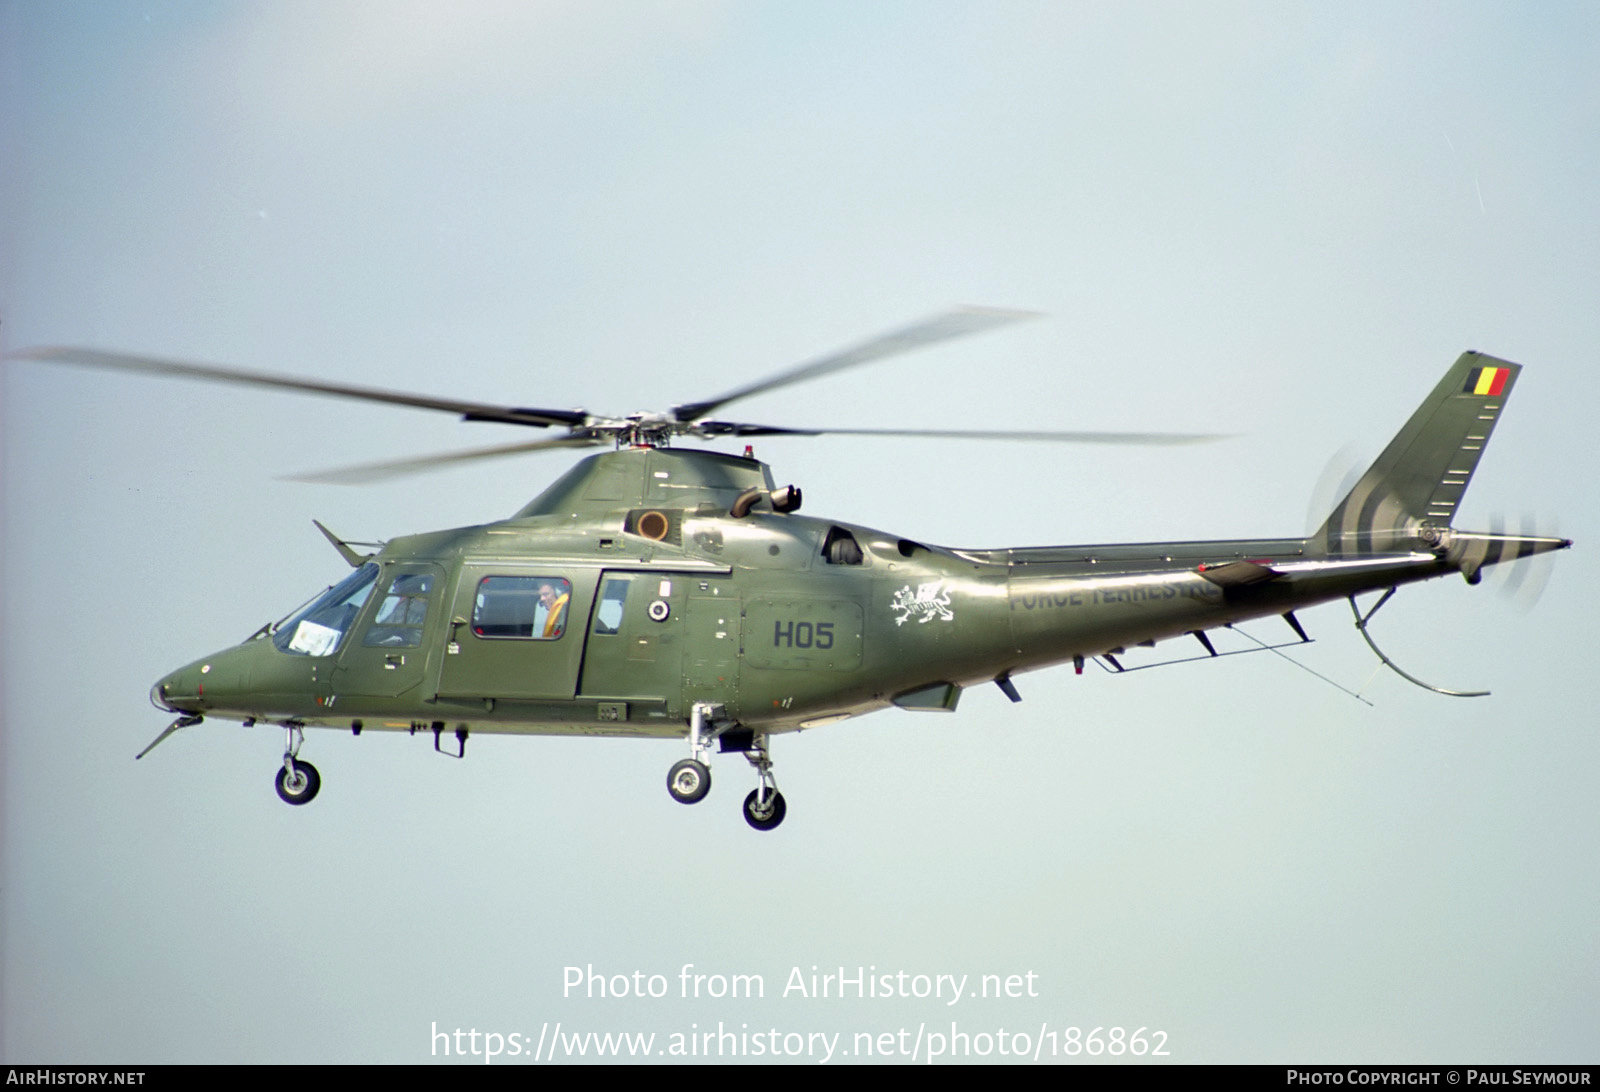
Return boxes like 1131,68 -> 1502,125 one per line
1197,560 -> 1281,587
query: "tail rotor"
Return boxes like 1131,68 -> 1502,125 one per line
1493,511 -> 1564,610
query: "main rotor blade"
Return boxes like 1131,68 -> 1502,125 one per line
815,426 -> 1228,444
7,347 -> 588,428
672,305 -> 1039,422
283,437 -> 601,485
697,422 -> 1229,444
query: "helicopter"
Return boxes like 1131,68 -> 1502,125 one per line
8,309 -> 1571,831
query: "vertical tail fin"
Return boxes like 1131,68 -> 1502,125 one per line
1314,352 -> 1520,556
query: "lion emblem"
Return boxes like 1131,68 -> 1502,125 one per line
890,581 -> 954,626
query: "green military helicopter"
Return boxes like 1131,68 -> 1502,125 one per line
11,309 -> 1571,830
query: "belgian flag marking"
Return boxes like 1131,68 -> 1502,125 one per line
1465,366 -> 1510,397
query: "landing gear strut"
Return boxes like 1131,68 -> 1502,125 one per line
664,707 -> 788,829
666,702 -> 720,805
741,734 -> 786,832
275,725 -> 321,806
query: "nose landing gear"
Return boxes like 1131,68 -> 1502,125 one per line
274,725 -> 321,806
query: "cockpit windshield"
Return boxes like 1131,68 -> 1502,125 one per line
272,563 -> 380,657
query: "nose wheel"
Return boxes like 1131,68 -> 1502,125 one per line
274,725 -> 321,806
276,758 -> 321,805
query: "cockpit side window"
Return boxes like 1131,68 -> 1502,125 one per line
273,563 -> 380,657
362,571 -> 434,648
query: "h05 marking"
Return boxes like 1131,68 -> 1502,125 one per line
774,620 -> 834,649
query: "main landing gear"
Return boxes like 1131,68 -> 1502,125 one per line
666,702 -> 717,805
741,738 -> 785,831
665,703 -> 787,831
275,725 -> 321,806
666,758 -> 711,804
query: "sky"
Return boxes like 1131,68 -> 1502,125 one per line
2,0 -> 1597,1065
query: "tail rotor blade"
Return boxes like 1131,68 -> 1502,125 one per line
1306,444 -> 1366,537
1479,510 -> 1565,611
1503,511 -> 1562,610
1499,512 -> 1531,599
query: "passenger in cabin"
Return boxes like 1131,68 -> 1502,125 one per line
537,582 -> 569,639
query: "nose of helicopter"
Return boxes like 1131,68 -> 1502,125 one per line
150,648 -> 253,715
151,662 -> 205,714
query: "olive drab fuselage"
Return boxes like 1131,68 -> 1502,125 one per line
18,321 -> 1564,826
153,446 -> 1233,736
139,348 -> 1572,826
148,441 -> 1546,744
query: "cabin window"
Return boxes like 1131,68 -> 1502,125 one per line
473,576 -> 572,639
273,563 -> 380,657
593,578 -> 630,634
362,572 -> 434,648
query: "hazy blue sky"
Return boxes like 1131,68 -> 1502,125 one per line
3,1 -> 1597,1064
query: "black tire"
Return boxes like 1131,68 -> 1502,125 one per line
275,758 -> 321,806
743,789 -> 787,831
666,759 -> 711,804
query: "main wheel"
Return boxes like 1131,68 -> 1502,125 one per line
742,789 -> 787,831
666,759 -> 711,804
275,758 -> 321,806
